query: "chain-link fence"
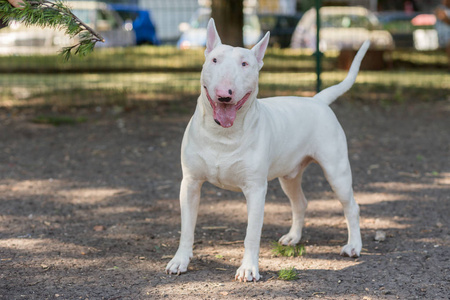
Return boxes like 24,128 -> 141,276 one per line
0,0 -> 449,109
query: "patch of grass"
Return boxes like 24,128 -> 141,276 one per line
0,46 -> 332,73
32,115 -> 87,126
278,267 -> 299,281
272,241 -> 306,257
392,50 -> 448,66
1,69 -> 448,109
1,47 -> 446,72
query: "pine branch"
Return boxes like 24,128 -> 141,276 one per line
0,0 -> 105,59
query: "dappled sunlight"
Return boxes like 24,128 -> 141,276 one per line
274,257 -> 361,271
264,191 -> 415,231
260,70 -> 450,93
193,244 -> 243,261
361,216 -> 412,230
264,202 -> 292,215
355,192 -> 405,205
304,216 -> 347,228
0,179 -> 64,195
307,199 -> 343,211
0,92 -> 447,298
164,189 -> 417,231
356,71 -> 450,89
434,172 -> 450,185
0,238 -> 86,254
3,69 -> 448,107
0,72 -> 201,106
58,187 -> 133,205
186,243 -> 361,272
197,199 -> 248,224
366,180 -> 449,192
260,72 -> 316,86
0,237 -> 158,275
0,179 -> 133,205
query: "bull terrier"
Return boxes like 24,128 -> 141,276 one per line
166,18 -> 369,282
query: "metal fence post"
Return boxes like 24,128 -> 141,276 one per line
315,0 -> 322,93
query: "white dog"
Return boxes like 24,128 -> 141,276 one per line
166,19 -> 369,282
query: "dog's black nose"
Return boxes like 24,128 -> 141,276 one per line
218,97 -> 232,103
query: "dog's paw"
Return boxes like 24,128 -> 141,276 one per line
235,264 -> 260,282
340,243 -> 362,258
165,251 -> 192,275
278,232 -> 301,246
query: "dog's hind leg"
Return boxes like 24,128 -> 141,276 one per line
278,157 -> 313,246
318,153 -> 362,258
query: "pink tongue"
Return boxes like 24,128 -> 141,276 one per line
213,103 -> 237,128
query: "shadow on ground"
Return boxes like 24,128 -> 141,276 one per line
0,100 -> 448,299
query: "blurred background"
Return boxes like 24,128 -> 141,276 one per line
0,0 -> 448,108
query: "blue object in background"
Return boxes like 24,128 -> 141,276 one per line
110,4 -> 160,45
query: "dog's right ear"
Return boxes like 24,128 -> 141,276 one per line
251,32 -> 270,70
205,18 -> 222,57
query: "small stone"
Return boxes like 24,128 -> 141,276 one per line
93,225 -> 106,232
374,230 -> 386,242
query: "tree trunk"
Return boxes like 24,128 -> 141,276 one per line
211,0 -> 244,47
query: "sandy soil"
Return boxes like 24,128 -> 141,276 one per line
0,98 -> 449,299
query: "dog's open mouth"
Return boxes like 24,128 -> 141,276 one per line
204,87 -> 251,128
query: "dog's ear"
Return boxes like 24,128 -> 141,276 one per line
205,18 -> 222,57
251,32 -> 270,70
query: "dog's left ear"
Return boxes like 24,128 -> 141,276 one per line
205,18 -> 222,57
251,32 -> 270,70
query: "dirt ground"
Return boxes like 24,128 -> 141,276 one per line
0,97 -> 449,299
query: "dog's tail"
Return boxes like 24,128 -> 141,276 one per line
314,40 -> 370,106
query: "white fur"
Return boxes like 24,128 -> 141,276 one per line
166,18 -> 369,282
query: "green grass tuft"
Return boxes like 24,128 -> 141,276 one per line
272,241 -> 305,257
278,267 -> 299,281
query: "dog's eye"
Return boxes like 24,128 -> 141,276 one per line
212,58 -> 217,63
242,62 -> 248,67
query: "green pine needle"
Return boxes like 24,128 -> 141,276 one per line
272,241 -> 306,257
0,0 -> 104,60
278,267 -> 298,281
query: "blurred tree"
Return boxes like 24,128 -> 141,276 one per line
0,0 -> 104,59
211,0 -> 244,47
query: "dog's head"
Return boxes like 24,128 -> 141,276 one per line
200,19 -> 270,128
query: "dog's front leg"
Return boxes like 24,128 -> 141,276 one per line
235,181 -> 268,282
166,178 -> 203,275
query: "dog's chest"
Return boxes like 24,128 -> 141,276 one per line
202,149 -> 248,192
183,110 -> 269,191
184,137 -> 254,192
